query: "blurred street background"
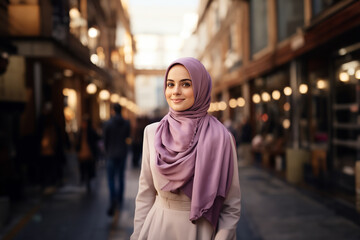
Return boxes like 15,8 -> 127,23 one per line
1,0 -> 360,239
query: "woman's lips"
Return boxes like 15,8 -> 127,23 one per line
171,99 -> 184,103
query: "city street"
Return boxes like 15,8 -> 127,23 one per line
1,152 -> 360,240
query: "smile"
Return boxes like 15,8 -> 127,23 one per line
171,99 -> 185,103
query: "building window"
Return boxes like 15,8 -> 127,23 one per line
276,0 -> 304,42
312,0 -> 343,18
250,0 -> 268,56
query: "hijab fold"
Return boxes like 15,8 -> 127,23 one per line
155,57 -> 234,228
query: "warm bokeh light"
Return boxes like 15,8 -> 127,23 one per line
272,90 -> 281,100
355,69 -> 360,79
317,79 -> 327,89
252,94 -> 261,104
63,88 -> 77,110
214,102 -> 219,111
237,97 -> 245,107
119,97 -> 128,106
261,113 -> 268,122
90,54 -> 99,64
339,71 -> 349,82
86,83 -> 97,94
261,92 -> 271,102
283,119 -> 291,129
299,84 -> 308,94
63,69 -> 73,77
283,102 -> 291,111
218,101 -> 227,111
69,8 -> 80,19
284,86 -> 292,96
208,103 -> 214,112
229,98 -> 237,108
348,68 -> 355,75
110,93 -> 120,103
88,27 -> 99,38
99,89 -> 110,100
62,88 -> 69,96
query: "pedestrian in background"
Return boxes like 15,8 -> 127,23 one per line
131,57 -> 241,240
131,116 -> 147,168
38,102 -> 65,188
103,103 -> 130,216
76,117 -> 98,192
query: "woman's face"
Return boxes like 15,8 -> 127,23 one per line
165,64 -> 195,112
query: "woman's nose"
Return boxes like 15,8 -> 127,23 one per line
172,85 -> 181,94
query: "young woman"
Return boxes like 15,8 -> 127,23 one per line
131,57 -> 241,240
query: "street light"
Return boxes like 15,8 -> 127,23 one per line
88,27 -> 99,38
99,89 -> 110,100
86,83 -> 97,94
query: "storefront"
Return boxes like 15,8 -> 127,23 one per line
331,42 -> 360,199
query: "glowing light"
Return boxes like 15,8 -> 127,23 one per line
99,89 -> 110,100
317,79 -> 326,89
212,102 -> 219,112
86,83 -> 97,94
110,93 -> 120,103
252,94 -> 261,104
63,88 -> 70,96
229,98 -> 237,108
283,102 -> 291,111
119,97 -> 128,106
88,27 -> 99,38
218,101 -> 227,111
348,68 -> 355,75
261,113 -> 268,122
356,69 -> 360,79
63,69 -> 73,77
208,103 -> 214,112
237,97 -> 245,107
69,8 -> 80,19
261,92 -> 271,102
339,71 -> 349,82
299,84 -> 308,94
272,90 -> 281,100
90,54 -> 99,64
338,48 -> 347,56
283,119 -> 291,129
284,87 -> 292,96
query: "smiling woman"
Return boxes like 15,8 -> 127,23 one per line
131,57 -> 241,240
165,64 -> 195,111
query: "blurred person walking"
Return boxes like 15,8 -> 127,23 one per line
103,103 -> 130,216
76,117 -> 98,192
131,117 -> 147,168
238,116 -> 253,165
131,57 -> 241,240
38,102 -> 65,187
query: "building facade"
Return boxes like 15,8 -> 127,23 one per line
192,0 -> 360,212
0,0 -> 136,202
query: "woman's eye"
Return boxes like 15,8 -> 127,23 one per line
182,82 -> 191,87
167,82 -> 174,87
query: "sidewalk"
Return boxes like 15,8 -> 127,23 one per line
2,154 -> 360,240
0,152 -> 112,240
237,163 -> 360,240
111,159 -> 360,240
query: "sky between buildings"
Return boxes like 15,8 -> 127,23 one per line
128,0 -> 199,115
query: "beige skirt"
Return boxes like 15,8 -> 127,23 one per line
138,195 -> 215,240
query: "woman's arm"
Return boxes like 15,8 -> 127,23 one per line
131,126 -> 157,239
215,134 -> 241,240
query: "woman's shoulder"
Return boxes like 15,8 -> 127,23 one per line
144,122 -> 160,135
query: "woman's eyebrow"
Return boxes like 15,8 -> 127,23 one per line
166,79 -> 192,82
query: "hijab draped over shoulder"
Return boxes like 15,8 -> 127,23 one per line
154,57 -> 234,228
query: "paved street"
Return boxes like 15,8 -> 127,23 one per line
1,154 -> 360,240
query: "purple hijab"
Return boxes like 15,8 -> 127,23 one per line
154,57 -> 234,228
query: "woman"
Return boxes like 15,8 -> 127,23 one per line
131,57 -> 241,240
